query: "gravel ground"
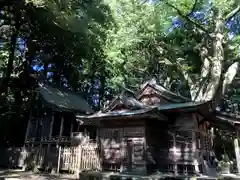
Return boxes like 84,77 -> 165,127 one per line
0,170 -> 78,180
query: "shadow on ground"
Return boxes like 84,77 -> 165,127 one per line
0,169 -> 78,180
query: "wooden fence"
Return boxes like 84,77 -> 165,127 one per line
4,143 -> 102,173
61,145 -> 101,173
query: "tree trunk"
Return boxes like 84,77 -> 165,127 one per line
0,22 -> 20,96
196,11 -> 224,103
98,68 -> 106,110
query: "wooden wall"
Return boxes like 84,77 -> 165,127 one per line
145,113 -> 201,175
99,126 -> 146,174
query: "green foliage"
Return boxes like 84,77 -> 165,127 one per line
0,0 -> 113,145
102,0 -> 173,91
0,0 -> 240,145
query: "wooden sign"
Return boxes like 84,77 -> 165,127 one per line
132,138 -> 146,173
132,138 -> 145,164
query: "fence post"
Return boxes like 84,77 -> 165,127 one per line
57,146 -> 61,174
78,145 -> 82,174
234,131 -> 240,175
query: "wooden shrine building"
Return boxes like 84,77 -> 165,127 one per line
23,82 -> 93,170
76,79 -> 216,176
208,111 -> 240,174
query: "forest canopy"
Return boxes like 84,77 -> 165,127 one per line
0,0 -> 239,145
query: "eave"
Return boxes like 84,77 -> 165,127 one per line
76,107 -> 168,125
200,111 -> 240,131
76,101 -> 211,126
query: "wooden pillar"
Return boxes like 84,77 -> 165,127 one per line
24,118 -> 31,144
34,118 -> 39,139
47,113 -> 54,168
22,112 -> 32,170
192,130 -> 200,174
56,114 -> 64,171
210,127 -> 214,149
192,114 -> 200,174
24,110 -> 33,148
59,115 -> 64,139
173,132 -> 178,175
234,131 -> 240,174
32,118 -> 39,150
57,146 -> 61,174
49,114 -> 54,140
24,119 -> 31,154
40,117 -> 44,140
70,120 -> 73,136
57,114 -> 64,146
96,128 -> 99,144
39,116 -> 44,167
199,124 -> 207,174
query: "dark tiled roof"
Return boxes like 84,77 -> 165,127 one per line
157,101 -> 208,111
76,108 -> 155,119
76,101 -> 209,120
38,83 -> 93,114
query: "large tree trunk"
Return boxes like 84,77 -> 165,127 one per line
165,3 -> 239,103
192,11 -> 238,106
201,12 -> 223,102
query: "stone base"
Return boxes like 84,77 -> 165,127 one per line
79,171 -> 218,180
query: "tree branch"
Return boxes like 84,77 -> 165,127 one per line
158,56 -> 193,86
174,58 -> 201,100
186,0 -> 198,16
175,58 -> 193,85
222,62 -> 239,95
163,0 -> 211,36
225,6 -> 240,22
194,50 -> 211,101
200,47 -> 210,79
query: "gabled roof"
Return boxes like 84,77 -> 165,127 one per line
37,83 -> 93,114
102,79 -> 191,113
102,88 -> 147,113
137,78 -> 190,103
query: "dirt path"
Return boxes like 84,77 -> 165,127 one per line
0,170 -> 78,180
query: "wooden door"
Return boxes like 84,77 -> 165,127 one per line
126,139 -> 133,172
